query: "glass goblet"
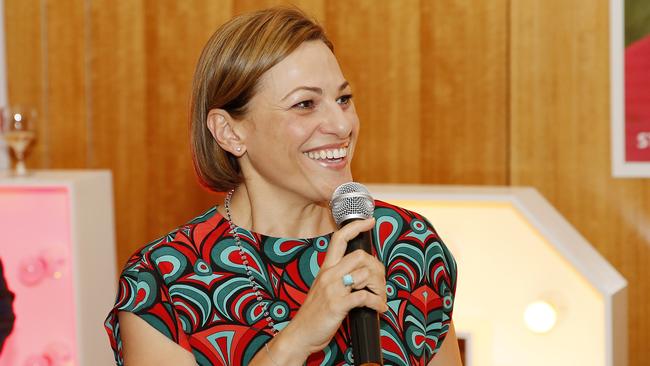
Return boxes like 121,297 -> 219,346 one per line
0,106 -> 37,176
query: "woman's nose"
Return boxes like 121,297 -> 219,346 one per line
320,102 -> 355,137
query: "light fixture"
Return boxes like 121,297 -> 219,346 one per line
524,301 -> 557,333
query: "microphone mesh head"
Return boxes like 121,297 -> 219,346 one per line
330,182 -> 375,226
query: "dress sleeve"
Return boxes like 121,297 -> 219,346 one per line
422,218 -> 458,355
104,249 -> 191,365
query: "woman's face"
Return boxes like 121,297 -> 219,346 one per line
238,40 -> 359,203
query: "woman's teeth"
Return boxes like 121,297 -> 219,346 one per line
304,147 -> 348,160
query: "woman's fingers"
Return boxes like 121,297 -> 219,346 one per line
345,267 -> 385,298
322,218 -> 375,269
348,290 -> 389,313
321,251 -> 383,289
333,250 -> 385,285
347,267 -> 370,290
332,251 -> 387,308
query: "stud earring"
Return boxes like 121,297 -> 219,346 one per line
236,146 -> 242,152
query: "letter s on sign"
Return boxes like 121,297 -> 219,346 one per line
637,132 -> 650,149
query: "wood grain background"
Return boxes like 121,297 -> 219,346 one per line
4,0 -> 648,364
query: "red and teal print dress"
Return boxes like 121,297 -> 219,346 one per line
105,200 -> 457,365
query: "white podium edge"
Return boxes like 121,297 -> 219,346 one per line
365,183 -> 628,366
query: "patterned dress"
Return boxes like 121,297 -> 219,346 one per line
105,200 -> 457,365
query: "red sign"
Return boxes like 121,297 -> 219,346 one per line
625,35 -> 650,162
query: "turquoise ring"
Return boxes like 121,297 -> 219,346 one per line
342,273 -> 354,287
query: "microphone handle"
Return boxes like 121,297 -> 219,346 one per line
343,222 -> 383,366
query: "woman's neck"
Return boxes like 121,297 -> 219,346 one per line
223,183 -> 337,238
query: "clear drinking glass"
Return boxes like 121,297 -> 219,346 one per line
0,106 -> 37,176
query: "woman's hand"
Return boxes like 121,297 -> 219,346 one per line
256,218 -> 387,365
293,217 -> 387,351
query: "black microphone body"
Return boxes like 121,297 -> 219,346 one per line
341,218 -> 383,366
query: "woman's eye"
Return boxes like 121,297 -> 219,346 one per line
293,100 -> 315,109
337,94 -> 353,105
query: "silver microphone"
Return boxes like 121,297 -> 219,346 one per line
330,182 -> 375,225
330,182 -> 383,366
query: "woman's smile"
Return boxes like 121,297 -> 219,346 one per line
302,144 -> 350,170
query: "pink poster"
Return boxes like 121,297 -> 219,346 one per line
612,0 -> 650,176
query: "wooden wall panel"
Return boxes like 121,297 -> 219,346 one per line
142,1 -> 229,259
4,0 -> 44,168
89,0 -> 149,267
326,0 -> 508,185
327,0 -> 423,183
234,0 -> 325,20
510,0 -> 650,364
421,0 -> 508,184
43,0 -> 87,168
89,1 -> 231,266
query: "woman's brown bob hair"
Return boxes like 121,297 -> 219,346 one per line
190,7 -> 333,192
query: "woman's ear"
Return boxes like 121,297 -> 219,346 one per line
206,109 -> 246,156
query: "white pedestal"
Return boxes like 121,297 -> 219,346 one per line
0,170 -> 117,365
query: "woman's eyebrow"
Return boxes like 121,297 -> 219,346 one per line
282,86 -> 322,101
281,81 -> 350,101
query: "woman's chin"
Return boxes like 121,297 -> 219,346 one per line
317,176 -> 354,201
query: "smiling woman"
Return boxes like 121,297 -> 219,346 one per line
205,41 -> 359,211
104,6 -> 460,366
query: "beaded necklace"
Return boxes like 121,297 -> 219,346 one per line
224,189 -> 278,336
